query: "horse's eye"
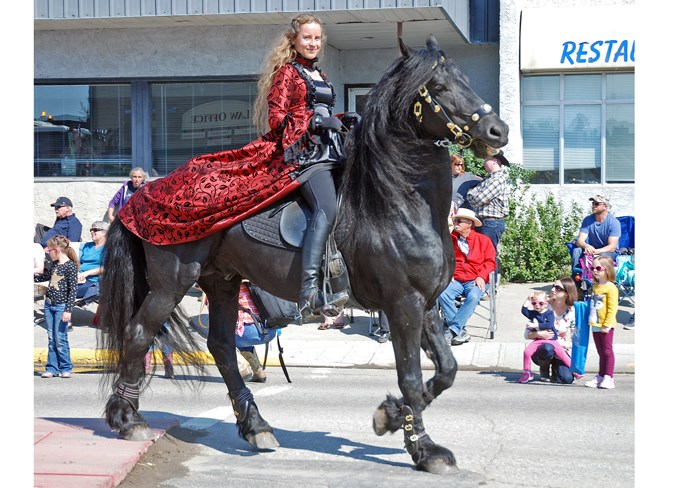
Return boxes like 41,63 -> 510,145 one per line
434,84 -> 446,92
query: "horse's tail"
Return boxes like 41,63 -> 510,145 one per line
97,219 -> 149,387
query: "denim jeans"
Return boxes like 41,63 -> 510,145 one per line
438,280 -> 483,336
44,302 -> 72,374
235,323 -> 278,352
76,280 -> 100,304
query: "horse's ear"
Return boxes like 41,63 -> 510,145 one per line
398,37 -> 414,58
426,34 -> 439,51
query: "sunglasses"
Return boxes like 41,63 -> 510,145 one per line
592,266 -> 606,272
552,285 -> 565,292
591,202 -> 605,207
531,301 -> 547,307
90,228 -> 105,233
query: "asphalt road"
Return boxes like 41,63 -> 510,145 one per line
35,366 -> 635,487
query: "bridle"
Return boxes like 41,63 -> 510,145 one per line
412,57 -> 496,148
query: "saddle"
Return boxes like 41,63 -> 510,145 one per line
241,195 -> 351,309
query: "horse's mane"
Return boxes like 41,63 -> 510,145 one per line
340,41 -> 448,239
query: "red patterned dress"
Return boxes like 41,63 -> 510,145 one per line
118,57 -> 328,245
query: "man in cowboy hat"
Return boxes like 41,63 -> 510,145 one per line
571,193 -> 621,274
438,208 -> 496,345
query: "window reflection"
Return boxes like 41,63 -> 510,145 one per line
34,85 -> 131,177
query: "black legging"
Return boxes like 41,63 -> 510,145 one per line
300,169 -> 337,225
532,343 -> 574,384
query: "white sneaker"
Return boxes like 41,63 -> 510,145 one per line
584,374 -> 603,388
598,375 -> 615,389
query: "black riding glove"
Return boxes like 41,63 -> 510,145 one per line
311,114 -> 343,132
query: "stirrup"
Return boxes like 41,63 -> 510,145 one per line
321,289 -> 349,317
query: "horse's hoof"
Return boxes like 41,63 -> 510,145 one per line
373,407 -> 389,436
247,431 -> 279,450
416,461 -> 460,475
124,425 -> 156,442
414,444 -> 458,475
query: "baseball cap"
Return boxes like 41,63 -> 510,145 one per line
50,196 -> 73,208
589,194 -> 610,206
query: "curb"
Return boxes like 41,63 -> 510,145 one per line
34,342 -> 635,373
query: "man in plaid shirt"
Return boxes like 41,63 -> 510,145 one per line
466,150 -> 510,252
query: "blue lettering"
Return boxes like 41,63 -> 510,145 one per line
614,40 -> 629,63
576,42 -> 589,63
559,39 -> 634,66
603,40 -> 618,62
588,40 -> 603,63
560,41 -> 576,65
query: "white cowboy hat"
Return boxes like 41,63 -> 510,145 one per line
448,208 -> 482,228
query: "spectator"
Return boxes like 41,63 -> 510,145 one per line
35,196 -> 83,247
465,150 -> 510,252
518,290 -> 571,384
235,282 -> 278,383
584,256 -> 619,390
450,152 -> 481,212
438,208 -> 496,346
34,235 -> 79,378
33,242 -> 46,274
372,311 -> 391,343
571,194 -> 621,275
318,309 -> 348,330
74,221 -> 108,307
527,277 -> 579,384
106,167 -> 147,222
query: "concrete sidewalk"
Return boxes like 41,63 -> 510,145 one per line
34,281 -> 636,374
33,281 -> 635,487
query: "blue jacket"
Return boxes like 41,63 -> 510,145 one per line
41,214 -> 82,247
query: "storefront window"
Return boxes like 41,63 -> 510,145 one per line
151,82 -> 258,175
34,84 -> 132,177
521,73 -> 634,184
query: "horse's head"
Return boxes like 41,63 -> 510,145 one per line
399,35 -> 509,158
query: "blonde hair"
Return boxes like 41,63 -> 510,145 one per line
253,14 -> 325,133
532,290 -> 548,301
593,256 -> 616,283
47,235 -> 80,271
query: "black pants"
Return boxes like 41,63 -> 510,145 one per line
300,168 -> 337,225
532,343 -> 574,384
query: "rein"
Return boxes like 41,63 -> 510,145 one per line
412,59 -> 495,148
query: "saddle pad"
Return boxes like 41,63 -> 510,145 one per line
242,199 -> 305,250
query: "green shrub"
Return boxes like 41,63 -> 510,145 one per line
500,192 -> 583,282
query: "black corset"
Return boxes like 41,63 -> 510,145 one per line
314,80 -> 333,106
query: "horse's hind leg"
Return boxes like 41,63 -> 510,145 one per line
199,274 -> 279,450
374,304 -> 458,474
105,291 -> 184,440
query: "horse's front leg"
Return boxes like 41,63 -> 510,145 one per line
199,275 -> 279,450
105,292 -> 176,441
374,299 -> 458,474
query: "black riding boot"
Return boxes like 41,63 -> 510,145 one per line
299,210 -> 332,320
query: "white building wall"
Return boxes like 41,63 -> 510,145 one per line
499,0 -> 635,218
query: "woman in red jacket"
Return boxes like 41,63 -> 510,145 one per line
118,14 -> 348,318
438,208 -> 496,345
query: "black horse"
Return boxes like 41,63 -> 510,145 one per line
98,35 -> 508,475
